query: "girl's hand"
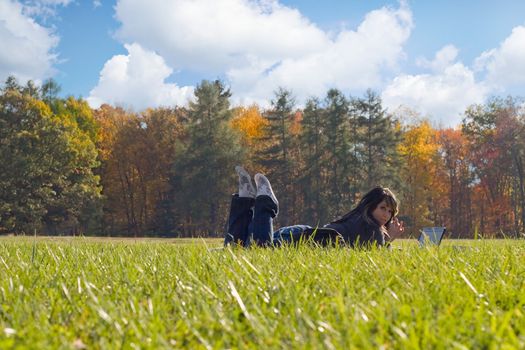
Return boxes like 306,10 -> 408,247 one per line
386,217 -> 404,242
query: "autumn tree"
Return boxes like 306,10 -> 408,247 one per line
0,77 -> 101,234
230,104 -> 268,170
94,105 -> 187,236
144,107 -> 188,235
94,105 -> 131,234
437,128 -> 473,237
494,99 -> 525,236
398,120 -> 441,236
462,98 -> 522,236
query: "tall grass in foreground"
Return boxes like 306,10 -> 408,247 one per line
0,239 -> 524,349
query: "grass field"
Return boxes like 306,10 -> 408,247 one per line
0,237 -> 524,349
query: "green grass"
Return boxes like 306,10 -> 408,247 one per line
0,238 -> 524,349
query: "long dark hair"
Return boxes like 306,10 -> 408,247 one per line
331,187 -> 399,226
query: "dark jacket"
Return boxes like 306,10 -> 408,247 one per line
324,214 -> 385,247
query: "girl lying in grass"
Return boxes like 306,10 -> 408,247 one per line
224,166 -> 405,248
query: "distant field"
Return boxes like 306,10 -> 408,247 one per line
0,237 -> 524,348
1,235 -> 519,245
0,235 -> 224,245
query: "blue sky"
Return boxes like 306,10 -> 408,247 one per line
2,0 -> 525,127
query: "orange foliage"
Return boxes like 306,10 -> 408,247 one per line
93,105 -> 186,235
437,128 -> 472,237
93,104 -> 131,161
230,105 -> 268,145
289,110 -> 303,136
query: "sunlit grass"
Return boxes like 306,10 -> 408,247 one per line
0,238 -> 524,348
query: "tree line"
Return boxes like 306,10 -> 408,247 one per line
1,76 -> 524,238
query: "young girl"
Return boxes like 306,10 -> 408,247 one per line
224,166 -> 404,248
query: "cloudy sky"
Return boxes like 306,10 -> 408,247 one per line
2,0 -> 525,127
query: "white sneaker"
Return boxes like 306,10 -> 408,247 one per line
254,173 -> 279,205
235,166 -> 256,198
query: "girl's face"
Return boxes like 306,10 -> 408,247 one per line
371,200 -> 393,226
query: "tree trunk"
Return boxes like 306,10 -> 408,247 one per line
514,153 -> 525,236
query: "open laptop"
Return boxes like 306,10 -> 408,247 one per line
418,227 -> 446,247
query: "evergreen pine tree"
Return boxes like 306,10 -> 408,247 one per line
170,80 -> 244,235
256,88 -> 296,224
347,99 -> 363,204
298,98 -> 328,224
352,90 -> 401,192
323,89 -> 351,216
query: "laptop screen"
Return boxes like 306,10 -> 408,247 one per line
418,227 -> 446,246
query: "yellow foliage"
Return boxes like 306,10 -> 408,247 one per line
398,121 -> 439,161
230,105 -> 268,144
398,120 -> 442,234
28,98 -> 52,118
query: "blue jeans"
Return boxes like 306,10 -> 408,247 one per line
271,225 -> 314,246
224,194 -> 338,247
224,194 -> 279,247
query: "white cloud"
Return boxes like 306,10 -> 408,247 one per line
0,0 -> 59,84
110,0 -> 413,106
383,25 -> 525,128
416,44 -> 458,72
114,0 -> 330,73
20,0 -> 72,17
28,0 -> 72,5
474,25 -> 525,88
228,3 -> 413,105
382,48 -> 489,127
87,43 -> 194,111
86,0 -> 525,126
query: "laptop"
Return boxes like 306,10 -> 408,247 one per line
418,227 -> 446,247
